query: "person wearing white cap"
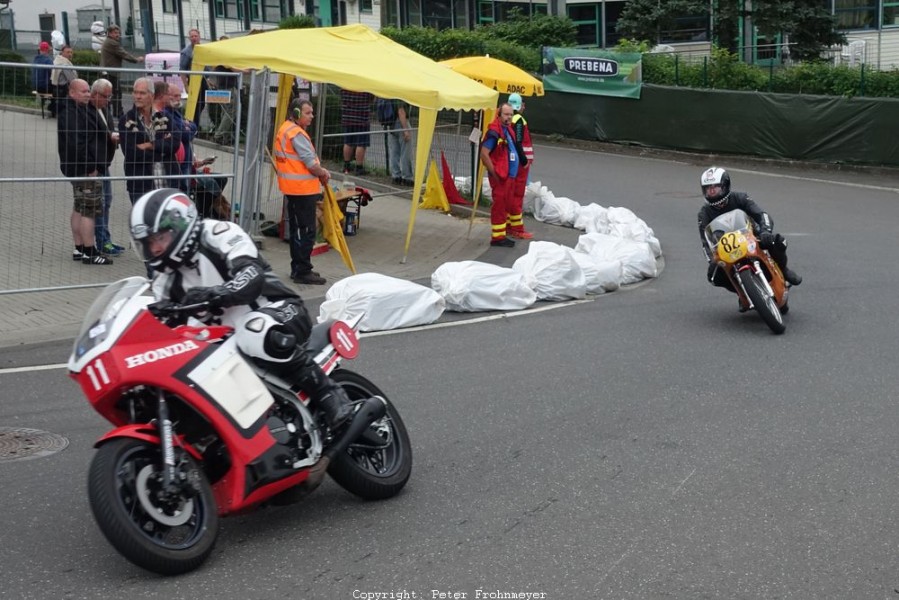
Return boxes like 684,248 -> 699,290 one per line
507,93 -> 534,239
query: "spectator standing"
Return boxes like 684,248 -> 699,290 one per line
479,103 -> 520,248
381,98 -> 414,186
210,64 -> 239,146
100,24 -> 143,118
58,78 -> 113,265
274,99 -> 330,285
32,41 -> 54,116
119,77 -> 182,204
51,45 -> 77,118
166,81 -> 198,193
507,93 -> 534,240
179,28 -> 207,126
339,89 -> 373,175
89,78 -> 124,256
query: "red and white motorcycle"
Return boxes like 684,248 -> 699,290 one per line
68,276 -> 412,575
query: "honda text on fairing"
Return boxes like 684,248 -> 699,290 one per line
68,277 -> 412,574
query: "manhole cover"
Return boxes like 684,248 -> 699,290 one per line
0,427 -> 69,463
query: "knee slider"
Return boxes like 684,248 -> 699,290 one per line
266,328 -> 297,359
238,313 -> 295,363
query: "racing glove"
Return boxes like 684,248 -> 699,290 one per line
758,231 -> 775,248
182,286 -> 230,310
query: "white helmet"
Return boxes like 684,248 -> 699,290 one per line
700,166 -> 731,208
130,189 -> 201,273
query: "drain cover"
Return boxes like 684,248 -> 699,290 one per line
0,427 -> 69,462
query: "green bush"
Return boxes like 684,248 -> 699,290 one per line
476,10 -> 577,49
72,50 -> 100,67
381,16 -> 573,74
0,50 -> 30,97
617,39 -> 899,98
279,14 -> 316,29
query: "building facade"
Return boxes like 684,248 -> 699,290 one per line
144,0 -> 899,69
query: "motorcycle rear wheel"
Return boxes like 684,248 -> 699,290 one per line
738,268 -> 786,334
87,438 -> 219,575
328,370 -> 412,500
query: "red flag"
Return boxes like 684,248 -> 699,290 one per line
441,151 -> 470,205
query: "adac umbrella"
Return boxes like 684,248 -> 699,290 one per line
439,55 -> 544,97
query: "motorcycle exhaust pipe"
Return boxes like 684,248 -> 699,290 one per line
325,396 -> 387,460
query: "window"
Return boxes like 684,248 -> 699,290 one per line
568,4 -> 599,47
659,14 -> 709,43
884,2 -> 899,27
477,0 -> 494,24
162,0 -> 178,14
262,0 -> 284,22
423,0 -> 453,29
835,0 -> 878,29
604,0 -> 624,47
361,0 -> 373,12
408,0 -> 422,25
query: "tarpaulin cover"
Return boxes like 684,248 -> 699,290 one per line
523,84 -> 899,166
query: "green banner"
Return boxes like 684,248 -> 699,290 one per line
541,47 -> 642,99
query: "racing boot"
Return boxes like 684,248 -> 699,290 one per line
269,344 -> 353,429
769,238 -> 802,286
783,268 -> 802,287
291,354 -> 352,429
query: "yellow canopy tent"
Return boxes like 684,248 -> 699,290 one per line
188,25 -> 500,262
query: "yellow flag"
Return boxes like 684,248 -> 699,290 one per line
419,160 -> 451,213
321,186 -> 357,274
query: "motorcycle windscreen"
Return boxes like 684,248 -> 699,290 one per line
187,336 -> 273,430
704,209 -> 752,247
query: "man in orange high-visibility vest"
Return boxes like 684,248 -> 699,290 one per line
274,99 -> 332,285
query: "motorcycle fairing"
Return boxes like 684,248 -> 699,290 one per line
185,336 -> 273,431
93,423 -> 204,461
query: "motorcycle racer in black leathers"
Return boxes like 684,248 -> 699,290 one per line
130,188 -> 353,429
697,166 -> 802,291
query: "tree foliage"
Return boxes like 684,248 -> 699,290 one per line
616,0 -> 844,62
475,9 -> 578,49
381,16 -> 577,74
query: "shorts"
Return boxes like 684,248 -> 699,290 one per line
72,180 -> 103,218
342,125 -> 370,148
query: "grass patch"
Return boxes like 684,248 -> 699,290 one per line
0,95 -> 44,110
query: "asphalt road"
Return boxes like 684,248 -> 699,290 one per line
3,143 -> 899,599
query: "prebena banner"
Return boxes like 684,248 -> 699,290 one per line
541,47 -> 643,99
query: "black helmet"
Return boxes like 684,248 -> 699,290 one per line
700,166 -> 731,208
130,188 -> 201,273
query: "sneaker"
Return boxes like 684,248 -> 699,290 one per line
401,179 -> 415,187
490,238 -> 515,248
783,268 -> 802,286
392,177 -> 403,185
83,253 -> 113,265
102,242 -> 124,256
73,249 -> 84,261
292,271 -> 326,285
354,166 -> 368,176
508,229 -> 534,240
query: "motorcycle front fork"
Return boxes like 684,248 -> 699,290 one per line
156,388 -> 179,491
735,260 -> 774,308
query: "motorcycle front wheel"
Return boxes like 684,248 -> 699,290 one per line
738,268 -> 786,335
87,438 -> 219,575
328,369 -> 412,500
